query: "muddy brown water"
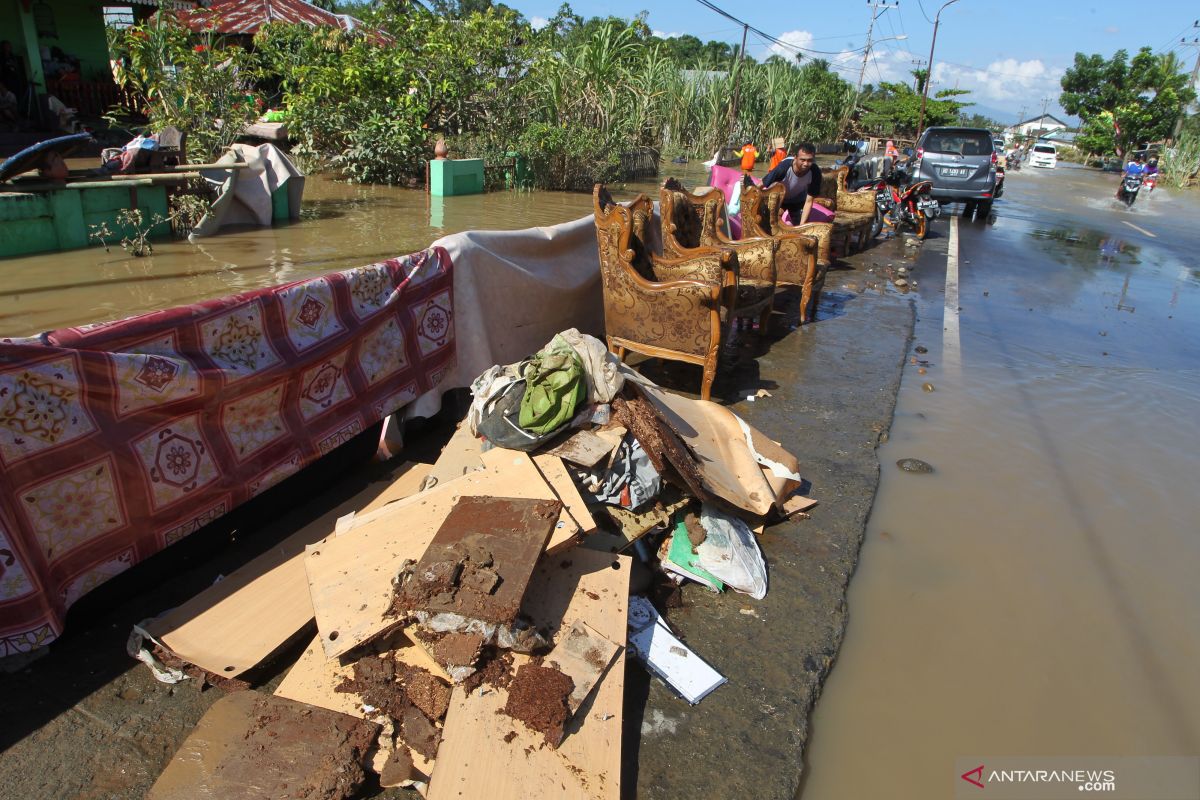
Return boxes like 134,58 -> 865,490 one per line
800,166 -> 1200,797
0,161 -> 713,336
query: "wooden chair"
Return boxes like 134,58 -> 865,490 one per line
593,184 -> 735,401
742,183 -> 835,322
815,166 -> 878,253
738,182 -> 824,324
658,178 -> 777,331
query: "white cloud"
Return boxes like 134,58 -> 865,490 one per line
930,58 -> 1065,104
652,29 -> 683,39
530,15 -> 549,30
767,30 -> 815,60
1104,25 -> 1119,34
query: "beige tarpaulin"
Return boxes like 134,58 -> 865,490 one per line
407,214 -> 604,418
189,143 -> 305,240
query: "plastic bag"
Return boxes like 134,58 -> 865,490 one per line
696,505 -> 768,599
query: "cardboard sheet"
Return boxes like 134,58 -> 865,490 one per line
428,548 -> 630,800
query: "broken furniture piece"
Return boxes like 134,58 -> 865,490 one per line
627,596 -> 727,705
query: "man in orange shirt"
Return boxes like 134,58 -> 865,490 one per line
735,141 -> 758,174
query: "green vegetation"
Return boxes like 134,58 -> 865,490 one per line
1059,48 -> 1195,158
103,4 -> 968,190
1161,132 -> 1200,188
858,71 -> 971,138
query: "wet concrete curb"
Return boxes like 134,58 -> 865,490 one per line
632,259 -> 916,800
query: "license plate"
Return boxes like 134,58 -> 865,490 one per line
940,167 -> 969,177
918,199 -> 938,210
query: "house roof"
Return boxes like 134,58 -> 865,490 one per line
1012,113 -> 1068,129
176,0 -> 368,35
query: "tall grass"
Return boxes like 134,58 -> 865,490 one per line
1161,133 -> 1200,188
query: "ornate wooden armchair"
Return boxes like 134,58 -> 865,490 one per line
659,178 -> 778,332
739,182 -> 825,324
819,167 -> 878,252
593,184 -> 734,401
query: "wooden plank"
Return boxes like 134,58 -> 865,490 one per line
397,496 -> 561,626
307,451 -> 580,660
428,549 -> 630,800
547,621 -> 621,714
144,470 -> 420,678
147,692 -> 379,800
542,429 -> 617,468
423,422 -> 485,490
359,461 -> 434,516
532,452 -> 597,541
274,632 -> 439,778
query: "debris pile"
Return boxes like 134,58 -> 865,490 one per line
139,329 -> 815,799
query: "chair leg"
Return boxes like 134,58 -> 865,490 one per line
758,305 -> 772,334
700,356 -> 716,402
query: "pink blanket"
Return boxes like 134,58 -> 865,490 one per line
708,165 -> 834,235
0,249 -> 455,655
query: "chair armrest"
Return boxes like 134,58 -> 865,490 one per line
652,249 -> 736,287
714,236 -> 777,286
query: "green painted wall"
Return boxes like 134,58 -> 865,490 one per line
38,0 -> 112,82
0,184 -> 170,259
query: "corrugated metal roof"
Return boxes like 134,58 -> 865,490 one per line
176,0 -> 367,35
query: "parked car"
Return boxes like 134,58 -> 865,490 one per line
1030,143 -> 1058,169
912,126 -> 998,213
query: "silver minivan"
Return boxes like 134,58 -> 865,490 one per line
913,126 -> 998,211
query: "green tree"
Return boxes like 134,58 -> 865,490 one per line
860,81 -> 970,137
958,112 -> 1003,130
1060,46 -> 1195,156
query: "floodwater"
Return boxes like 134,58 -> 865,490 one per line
800,165 -> 1200,797
0,160 -> 712,336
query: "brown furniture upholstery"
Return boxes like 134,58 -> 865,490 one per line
816,166 -> 878,253
593,184 -> 735,401
659,178 -> 777,331
739,182 -> 825,323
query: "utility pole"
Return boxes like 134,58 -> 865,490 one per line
1171,21 -> 1200,141
727,23 -> 749,143
857,0 -> 900,94
911,58 -> 927,92
917,0 -> 962,139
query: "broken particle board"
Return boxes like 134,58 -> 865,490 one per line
532,452 -> 597,537
428,549 -> 630,800
146,691 -> 379,800
547,621 -> 621,715
542,429 -> 618,468
397,496 -> 562,626
141,462 -> 429,678
273,631 -> 439,777
307,451 -> 580,660
359,461 -> 435,516
599,496 -> 690,549
631,379 -> 802,517
422,422 -> 486,491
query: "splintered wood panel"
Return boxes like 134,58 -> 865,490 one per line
273,632 -> 439,777
532,452 -> 597,541
307,451 -> 578,660
635,382 -> 801,517
147,692 -> 379,800
144,464 -> 428,677
428,549 -> 631,800
401,496 -> 562,625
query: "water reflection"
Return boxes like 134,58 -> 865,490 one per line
1029,227 -> 1141,267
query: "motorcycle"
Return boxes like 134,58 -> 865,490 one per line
994,161 -> 1005,199
1116,173 -> 1142,208
1005,152 -> 1022,171
1142,173 -> 1157,193
871,164 -> 939,240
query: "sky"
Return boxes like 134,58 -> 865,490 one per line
509,0 -> 1200,125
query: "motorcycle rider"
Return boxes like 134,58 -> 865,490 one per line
1123,153 -> 1145,178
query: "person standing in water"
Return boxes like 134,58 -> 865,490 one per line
735,141 -> 758,175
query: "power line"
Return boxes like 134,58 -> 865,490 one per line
915,0 -> 935,25
693,0 -> 873,56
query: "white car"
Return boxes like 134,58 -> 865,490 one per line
1030,143 -> 1058,169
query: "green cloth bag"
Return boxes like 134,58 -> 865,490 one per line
518,336 -> 586,435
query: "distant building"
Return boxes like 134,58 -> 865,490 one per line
1005,113 -> 1069,139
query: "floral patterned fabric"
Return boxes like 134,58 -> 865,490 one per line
0,248 -> 455,656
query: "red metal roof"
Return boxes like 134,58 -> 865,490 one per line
177,0 -> 368,35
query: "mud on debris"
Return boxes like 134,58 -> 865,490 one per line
502,663 -> 575,748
